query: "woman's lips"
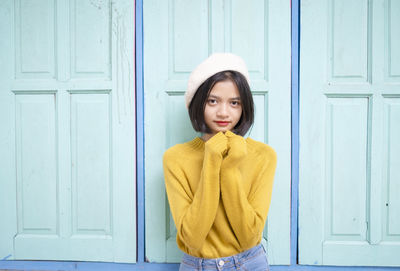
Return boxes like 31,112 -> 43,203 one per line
214,121 -> 230,127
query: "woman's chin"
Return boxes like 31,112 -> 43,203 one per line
212,128 -> 229,134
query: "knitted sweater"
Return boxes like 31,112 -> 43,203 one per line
163,131 -> 277,258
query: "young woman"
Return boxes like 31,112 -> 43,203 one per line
163,53 -> 277,271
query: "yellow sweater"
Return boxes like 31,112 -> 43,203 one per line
163,131 -> 277,258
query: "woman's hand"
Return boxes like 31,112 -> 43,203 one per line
224,131 -> 247,165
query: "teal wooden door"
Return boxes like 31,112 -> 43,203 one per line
144,0 -> 291,264
299,0 -> 400,266
0,0 -> 136,262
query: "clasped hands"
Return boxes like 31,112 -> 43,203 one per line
205,131 -> 247,166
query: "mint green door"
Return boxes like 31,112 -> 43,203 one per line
144,0 -> 291,264
0,0 -> 136,262
299,0 -> 400,266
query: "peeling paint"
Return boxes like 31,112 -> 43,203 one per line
90,0 -> 106,10
112,1 -> 133,124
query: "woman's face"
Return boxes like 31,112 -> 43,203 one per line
203,80 -> 243,139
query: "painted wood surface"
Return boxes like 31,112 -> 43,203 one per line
0,0 -> 136,262
144,0 -> 291,264
299,0 -> 400,266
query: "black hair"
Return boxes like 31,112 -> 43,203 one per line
188,70 -> 254,136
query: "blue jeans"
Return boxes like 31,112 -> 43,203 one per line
179,244 -> 270,271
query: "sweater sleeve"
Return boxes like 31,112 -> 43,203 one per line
163,132 -> 227,251
220,137 -> 277,249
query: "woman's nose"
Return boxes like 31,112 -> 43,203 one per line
216,104 -> 229,117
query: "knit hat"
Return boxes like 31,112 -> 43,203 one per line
185,53 -> 250,108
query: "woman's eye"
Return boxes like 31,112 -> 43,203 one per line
208,99 -> 217,104
231,101 -> 240,106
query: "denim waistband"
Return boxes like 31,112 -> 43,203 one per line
181,244 -> 265,269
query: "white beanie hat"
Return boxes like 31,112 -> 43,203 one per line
185,53 -> 250,108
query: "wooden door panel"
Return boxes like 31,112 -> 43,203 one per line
145,0 -> 291,264
300,0 -> 400,266
0,0 -> 136,262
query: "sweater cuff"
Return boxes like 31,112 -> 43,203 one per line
205,132 -> 227,155
224,130 -> 236,137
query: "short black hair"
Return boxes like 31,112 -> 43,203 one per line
188,70 -> 254,136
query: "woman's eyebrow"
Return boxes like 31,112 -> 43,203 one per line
208,95 -> 241,100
